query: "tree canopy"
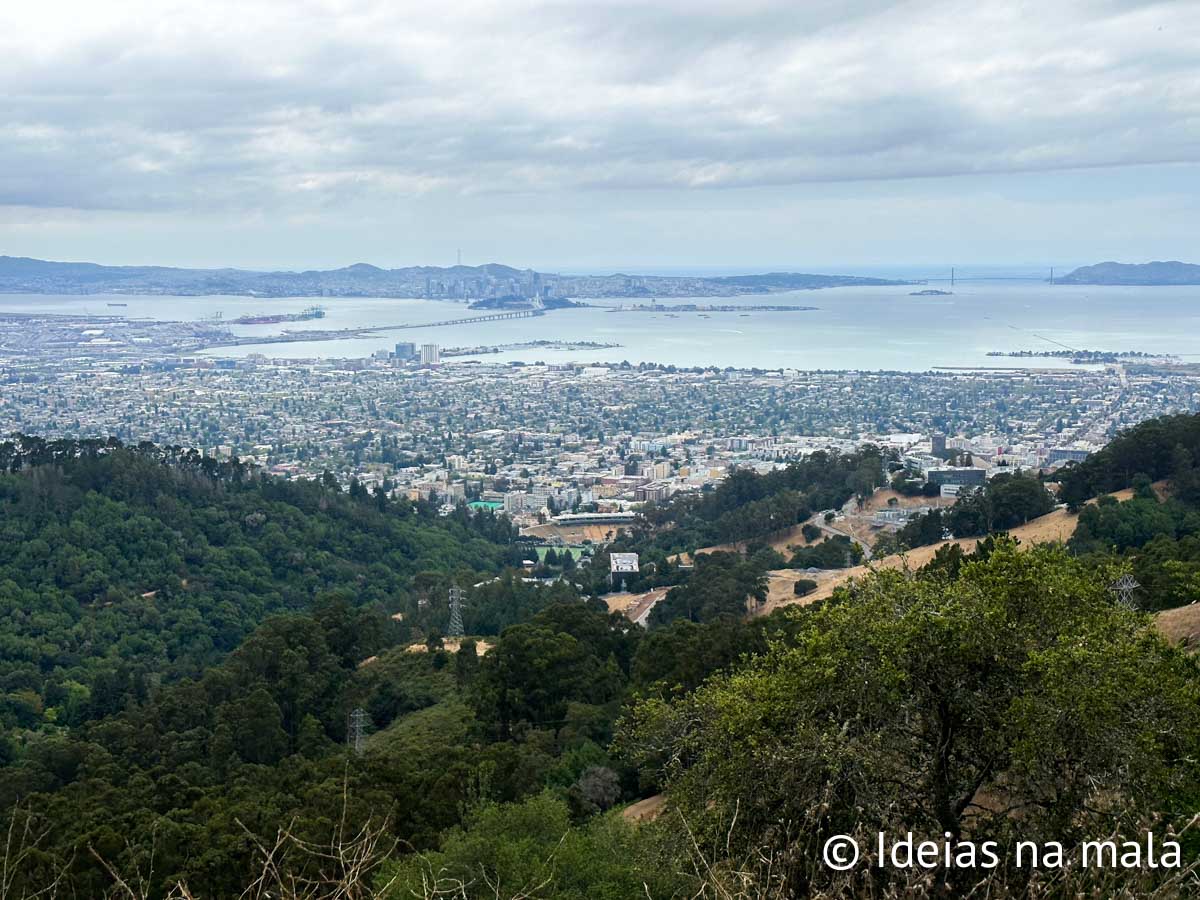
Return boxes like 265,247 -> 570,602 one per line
620,541 -> 1200,896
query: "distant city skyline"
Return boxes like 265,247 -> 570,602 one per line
2,1 -> 1198,269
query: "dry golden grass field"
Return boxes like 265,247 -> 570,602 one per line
757,486 -> 1143,615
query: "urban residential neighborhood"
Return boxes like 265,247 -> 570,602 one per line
4,338 -> 1197,537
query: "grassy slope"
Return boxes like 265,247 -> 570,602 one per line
758,486 -> 1143,615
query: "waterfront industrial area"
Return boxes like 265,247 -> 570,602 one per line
0,296 -> 837,361
0,306 -> 558,358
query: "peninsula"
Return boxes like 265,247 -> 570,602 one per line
1056,260 -> 1200,285
0,255 -> 911,300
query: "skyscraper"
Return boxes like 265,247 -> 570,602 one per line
421,343 -> 440,365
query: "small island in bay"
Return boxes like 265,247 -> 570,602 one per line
467,296 -> 586,311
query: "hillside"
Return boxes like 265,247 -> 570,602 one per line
0,436 -> 653,896
5,421 -> 1200,897
1155,602 -> 1200,649
0,434 -> 516,730
0,254 -> 909,299
758,494 -> 1119,612
757,480 -> 1176,613
1057,260 -> 1200,285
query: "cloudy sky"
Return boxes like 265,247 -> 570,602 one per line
1,0 -> 1198,272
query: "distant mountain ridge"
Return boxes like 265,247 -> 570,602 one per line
0,255 -> 909,300
1057,260 -> 1200,285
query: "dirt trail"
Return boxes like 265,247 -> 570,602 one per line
605,587 -> 670,624
621,793 -> 666,823
405,638 -> 493,655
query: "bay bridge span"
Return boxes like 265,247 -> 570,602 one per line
371,308 -> 543,331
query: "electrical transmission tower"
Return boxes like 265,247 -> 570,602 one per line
448,585 -> 466,638
348,707 -> 369,757
1109,574 -> 1140,610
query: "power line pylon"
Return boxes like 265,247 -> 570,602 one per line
448,585 -> 467,638
1109,574 -> 1140,610
348,707 -> 369,757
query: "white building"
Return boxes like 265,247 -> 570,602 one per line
610,552 -> 639,589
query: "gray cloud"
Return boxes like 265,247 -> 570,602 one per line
1,0 -> 1198,214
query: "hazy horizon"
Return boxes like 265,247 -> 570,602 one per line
0,254 -> 1097,279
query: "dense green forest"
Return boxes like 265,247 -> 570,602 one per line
4,423 -> 1200,897
636,447 -> 887,553
0,435 -> 518,735
1050,413 -> 1200,612
1056,412 -> 1200,508
0,437 -> 788,896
